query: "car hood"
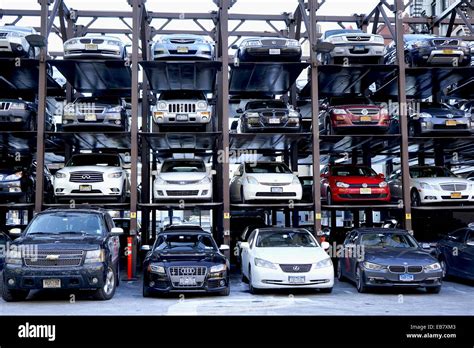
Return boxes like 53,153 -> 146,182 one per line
364,247 -> 436,265
419,108 -> 465,117
151,250 -> 224,263
412,177 -> 470,185
247,173 -> 296,184
59,166 -> 122,173
254,247 -> 329,264
158,172 -> 208,181
13,235 -> 104,251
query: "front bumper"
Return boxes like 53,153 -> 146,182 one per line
153,182 -> 212,201
64,44 -> 123,59
243,183 -> 302,201
0,40 -> 29,57
145,271 -> 229,294
252,265 -> 334,289
153,44 -> 213,60
240,47 -> 302,62
54,177 -> 125,200
62,113 -> 125,130
330,43 -> 385,58
152,111 -> 211,125
3,263 -> 107,290
332,187 -> 390,202
0,110 -> 30,128
411,48 -> 471,66
417,188 -> 474,204
242,118 -> 301,133
331,116 -> 390,133
362,267 -> 443,288
417,118 -> 474,134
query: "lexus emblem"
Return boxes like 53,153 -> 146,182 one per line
362,183 -> 368,188
361,109 -> 369,116
293,265 -> 300,271
81,175 -> 91,180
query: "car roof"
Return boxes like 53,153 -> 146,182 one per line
351,228 -> 409,234
41,208 -> 108,215
162,224 -> 207,232
254,227 -> 312,233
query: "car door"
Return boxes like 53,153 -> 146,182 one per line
457,229 -> 474,277
441,228 -> 468,275
105,215 -> 120,265
346,232 -> 360,280
241,230 -> 256,276
388,171 -> 402,201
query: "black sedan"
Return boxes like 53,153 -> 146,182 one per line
142,228 -> 230,296
232,37 -> 301,63
436,225 -> 474,281
337,228 -> 443,293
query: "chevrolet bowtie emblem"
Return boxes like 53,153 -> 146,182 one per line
46,255 -> 60,260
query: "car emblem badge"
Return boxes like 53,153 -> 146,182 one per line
46,255 -> 60,260
361,109 -> 369,116
82,175 -> 90,180
293,265 -> 300,271
362,183 -> 368,188
356,36 -> 361,41
272,41 -> 276,45
446,114 -> 454,118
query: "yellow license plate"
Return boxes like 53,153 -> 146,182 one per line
443,49 -> 454,54
451,192 -> 462,199
360,188 -> 372,194
85,44 -> 98,50
446,120 -> 457,126
177,46 -> 189,53
360,116 -> 372,122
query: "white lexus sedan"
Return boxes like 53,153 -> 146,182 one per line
230,162 -> 302,202
153,158 -> 213,202
240,228 -> 334,293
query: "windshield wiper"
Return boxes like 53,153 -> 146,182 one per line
28,232 -> 60,235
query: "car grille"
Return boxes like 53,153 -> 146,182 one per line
433,39 -> 459,46
0,102 -> 11,110
168,49 -> 198,55
261,39 -> 287,46
24,250 -> 84,267
440,183 -> 467,191
259,182 -> 291,186
166,190 -> 199,196
280,264 -> 312,273
346,35 -> 371,42
388,265 -> 423,273
433,124 -> 468,130
169,39 -> 196,44
347,183 -> 381,188
168,266 -> 207,288
69,171 -> 104,183
347,108 -> 380,116
166,180 -> 201,185
441,195 -> 469,199
168,103 -> 197,113
79,38 -> 104,44
261,111 -> 287,117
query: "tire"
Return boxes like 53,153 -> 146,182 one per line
319,287 -> 333,294
411,190 -> 421,207
118,186 -> 127,203
355,264 -> 368,293
337,259 -> 345,281
248,266 -> 259,294
93,266 -> 116,300
325,118 -> 335,135
143,284 -> 152,298
240,187 -> 247,204
2,286 -> 29,302
326,190 -> 333,206
219,286 -> 230,296
426,286 -> 441,294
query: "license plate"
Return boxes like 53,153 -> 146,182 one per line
79,185 -> 92,192
268,118 -> 280,124
399,274 -> 414,282
360,188 -> 372,194
360,116 -> 372,122
269,48 -> 281,55
85,44 -> 98,50
43,279 -> 61,288
176,114 -> 188,121
446,120 -> 457,126
442,49 -> 454,54
179,277 -> 196,286
288,276 -> 305,284
451,192 -> 462,199
271,187 -> 283,193
353,45 -> 365,51
85,114 -> 97,122
177,46 -> 189,53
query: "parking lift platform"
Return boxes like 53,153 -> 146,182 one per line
140,132 -> 220,152
46,132 -> 132,154
139,61 -> 221,92
50,59 -> 131,94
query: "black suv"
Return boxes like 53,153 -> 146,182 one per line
0,98 -> 55,131
2,208 -> 123,301
142,226 -> 230,297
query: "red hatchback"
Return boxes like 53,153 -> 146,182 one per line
320,164 -> 391,204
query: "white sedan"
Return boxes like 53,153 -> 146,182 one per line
63,35 -> 127,60
240,228 -> 334,293
230,162 -> 302,202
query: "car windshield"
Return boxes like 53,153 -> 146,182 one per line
25,212 -> 104,236
155,234 -> 217,252
161,161 -> 206,173
325,29 -> 363,39
330,166 -> 377,177
330,97 -> 372,105
159,91 -> 205,100
246,100 -> 286,110
67,155 -> 121,167
410,167 -> 457,178
255,231 -> 318,248
245,163 -> 291,174
76,97 -> 121,105
360,233 -> 418,248
420,102 -> 453,110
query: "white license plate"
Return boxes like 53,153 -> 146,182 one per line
271,187 -> 283,193
177,46 -> 189,53
353,45 -> 365,51
179,277 -> 196,286
268,118 -> 280,124
288,276 -> 305,284
176,114 -> 188,121
399,274 -> 414,282
269,48 -> 281,55
85,44 -> 98,50
43,279 -> 61,288
360,188 -> 372,194
85,114 -> 97,121
79,185 -> 92,192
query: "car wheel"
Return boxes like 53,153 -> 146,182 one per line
2,285 -> 29,302
326,190 -> 333,205
240,187 -> 247,204
325,119 -> 334,135
248,266 -> 259,294
319,287 -> 333,294
337,259 -> 345,281
219,286 -> 230,296
426,286 -> 441,294
411,190 -> 421,207
143,283 -> 152,298
93,266 -> 116,300
118,186 -> 127,203
355,265 -> 368,293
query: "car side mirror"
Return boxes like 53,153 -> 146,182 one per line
230,120 -> 238,130
210,169 -> 217,175
231,44 -> 239,50
321,241 -> 330,250
110,227 -> 124,236
152,170 -> 159,176
236,108 -> 244,114
421,243 -> 431,250
320,173 -> 328,178
315,41 -> 335,54
9,228 -> 22,236
240,242 -> 250,249
378,173 -> 385,179
219,244 -> 230,252
141,245 -> 151,251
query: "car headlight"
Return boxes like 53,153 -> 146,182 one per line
254,257 -> 277,269
419,182 -> 434,190
55,172 -> 67,179
158,102 -> 167,110
210,264 -> 227,273
155,176 -> 166,185
363,261 -> 386,271
330,36 -> 344,43
313,258 -> 332,269
414,40 -> 430,48
379,181 -> 388,188
336,181 -> 350,188
197,101 -> 208,110
108,171 -> 123,178
107,40 -> 121,46
10,103 -> 26,110
149,263 -> 165,274
65,39 -> 79,46
199,177 -> 211,184
5,172 -> 22,181
332,108 -> 347,115
374,36 -> 384,43
424,262 -> 441,272
107,106 -> 122,113
245,40 -> 261,47
246,176 -> 259,184
286,39 -> 300,47
84,249 -> 105,263
6,249 -> 22,265
292,176 -> 300,184
246,112 -> 260,117
419,112 -> 432,118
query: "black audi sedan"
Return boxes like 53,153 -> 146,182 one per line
142,227 -> 230,297
232,37 -> 301,63
435,225 -> 474,281
337,228 -> 443,293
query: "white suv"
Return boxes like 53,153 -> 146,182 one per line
153,159 -> 213,202
230,162 -> 302,203
54,153 -> 130,203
